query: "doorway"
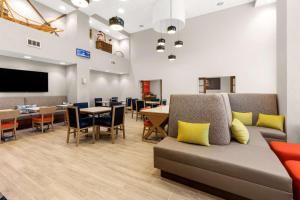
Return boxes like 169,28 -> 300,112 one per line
140,79 -> 162,101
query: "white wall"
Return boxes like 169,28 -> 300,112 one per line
277,0 -> 300,143
0,55 -> 67,97
150,80 -> 162,99
126,4 -> 277,100
66,64 -> 77,103
89,71 -> 121,106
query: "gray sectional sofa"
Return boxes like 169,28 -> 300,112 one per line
154,94 -> 292,200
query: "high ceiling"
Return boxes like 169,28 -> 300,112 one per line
34,0 -> 275,34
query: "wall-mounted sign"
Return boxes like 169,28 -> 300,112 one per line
76,48 -> 90,59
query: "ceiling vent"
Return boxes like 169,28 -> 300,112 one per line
27,39 -> 41,48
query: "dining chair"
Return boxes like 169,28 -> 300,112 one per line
161,99 -> 167,105
126,97 -> 132,112
136,100 -> 146,121
95,98 -> 103,107
111,97 -> 118,102
74,102 -> 89,118
0,110 -> 20,142
131,98 -> 138,118
110,101 -> 122,107
96,105 -> 125,144
66,106 -> 94,146
32,106 -> 56,133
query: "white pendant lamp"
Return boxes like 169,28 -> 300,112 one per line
71,0 -> 90,8
152,0 -> 185,34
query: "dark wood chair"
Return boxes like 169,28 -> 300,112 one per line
66,106 -> 94,146
96,105 -> 125,144
136,100 -> 146,121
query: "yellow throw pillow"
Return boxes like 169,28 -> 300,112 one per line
177,121 -> 210,146
232,111 -> 253,126
256,113 -> 285,131
231,119 -> 249,144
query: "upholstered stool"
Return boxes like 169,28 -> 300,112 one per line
270,141 -> 300,163
285,160 -> 300,200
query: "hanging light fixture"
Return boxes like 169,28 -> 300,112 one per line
168,54 -> 176,61
158,38 -> 166,46
167,0 -> 176,34
174,40 -> 183,48
109,16 -> 124,31
71,0 -> 89,8
156,45 -> 165,53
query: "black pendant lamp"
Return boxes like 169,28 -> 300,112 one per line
158,38 -> 166,46
167,0 -> 176,34
109,16 -> 124,31
168,54 -> 176,61
71,0 -> 89,8
175,40 -> 183,48
156,45 -> 165,53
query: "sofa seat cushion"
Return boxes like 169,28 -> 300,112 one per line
248,126 -> 286,141
154,136 -> 292,193
284,161 -> 300,200
270,142 -> 300,163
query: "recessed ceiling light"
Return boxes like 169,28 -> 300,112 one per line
217,1 -> 224,6
24,55 -> 32,59
89,19 -> 93,24
105,70 -> 109,72
118,8 -> 125,14
59,5 -> 66,11
59,62 -> 66,65
105,29 -> 110,33
71,0 -> 90,8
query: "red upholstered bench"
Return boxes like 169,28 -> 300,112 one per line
285,161 -> 300,200
270,141 -> 300,163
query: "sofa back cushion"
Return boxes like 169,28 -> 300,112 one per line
228,94 -> 278,126
168,94 -> 231,145
0,97 -> 25,109
25,96 -> 67,107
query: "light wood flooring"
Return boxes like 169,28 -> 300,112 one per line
0,113 -> 221,200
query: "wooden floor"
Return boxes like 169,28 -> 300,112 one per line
0,113 -> 221,200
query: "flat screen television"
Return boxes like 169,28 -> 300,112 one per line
0,68 -> 48,92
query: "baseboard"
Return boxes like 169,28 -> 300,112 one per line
161,170 -> 249,200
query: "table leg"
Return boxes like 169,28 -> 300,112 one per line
92,114 -> 95,143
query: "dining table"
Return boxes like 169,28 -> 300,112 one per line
140,105 -> 169,142
80,107 -> 111,137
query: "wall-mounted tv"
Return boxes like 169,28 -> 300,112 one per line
0,68 -> 48,92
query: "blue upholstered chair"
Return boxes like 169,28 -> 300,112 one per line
95,98 -> 103,107
136,100 -> 146,121
73,102 -> 89,118
131,98 -> 138,118
66,106 -> 94,146
96,105 -> 125,144
126,97 -> 132,112
110,101 -> 122,107
111,97 -> 118,102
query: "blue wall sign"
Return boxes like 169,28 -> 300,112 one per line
76,48 -> 91,59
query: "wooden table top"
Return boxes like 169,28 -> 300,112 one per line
141,105 -> 169,114
80,107 -> 111,114
0,109 -> 15,113
145,101 -> 161,105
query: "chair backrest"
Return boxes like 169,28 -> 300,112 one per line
111,97 -> 118,102
126,97 -> 132,107
74,102 -> 89,109
136,100 -> 145,112
67,106 -> 80,129
0,110 -> 20,120
111,101 -> 122,107
162,99 -> 167,105
132,99 -> 138,110
95,98 -> 103,107
112,105 -> 125,126
39,106 -> 57,115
